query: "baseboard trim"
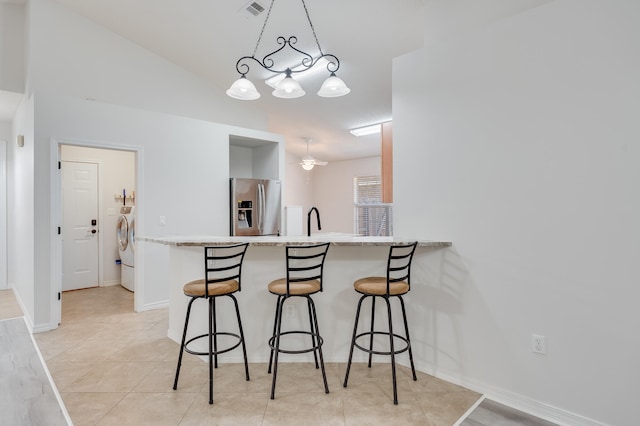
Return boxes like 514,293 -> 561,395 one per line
160,305 -> 605,426
411,359 -> 607,426
141,300 -> 169,311
10,287 -> 35,332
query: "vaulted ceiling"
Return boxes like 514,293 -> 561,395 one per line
47,0 -> 427,162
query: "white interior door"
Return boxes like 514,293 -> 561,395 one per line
62,161 -> 99,291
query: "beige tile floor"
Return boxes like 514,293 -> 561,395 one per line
0,288 -> 23,320
24,286 -> 481,425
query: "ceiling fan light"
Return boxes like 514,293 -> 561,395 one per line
226,76 -> 261,100
301,161 -> 315,171
317,73 -> 351,98
273,75 -> 305,98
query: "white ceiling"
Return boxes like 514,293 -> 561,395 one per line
1,1 -> 557,161
41,0 -> 426,163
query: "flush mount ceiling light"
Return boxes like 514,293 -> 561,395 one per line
350,123 -> 382,137
227,0 -> 350,100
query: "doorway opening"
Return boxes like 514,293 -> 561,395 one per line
56,142 -> 138,325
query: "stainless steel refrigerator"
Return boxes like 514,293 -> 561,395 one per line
230,178 -> 281,236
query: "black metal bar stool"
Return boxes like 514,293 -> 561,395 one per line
267,243 -> 330,399
343,242 -> 418,405
173,243 -> 250,405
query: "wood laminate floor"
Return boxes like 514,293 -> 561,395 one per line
461,399 -> 558,426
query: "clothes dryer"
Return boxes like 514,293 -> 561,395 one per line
116,206 -> 135,292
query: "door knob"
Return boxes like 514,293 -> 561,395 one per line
91,229 -> 97,234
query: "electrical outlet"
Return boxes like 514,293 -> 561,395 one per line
532,334 -> 546,354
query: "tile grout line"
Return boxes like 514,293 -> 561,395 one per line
90,393 -> 129,426
43,286 -> 481,425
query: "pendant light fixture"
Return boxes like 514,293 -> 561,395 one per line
227,0 -> 350,101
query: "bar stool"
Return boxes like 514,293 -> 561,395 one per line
343,242 -> 418,405
173,243 -> 250,405
267,243 -> 330,400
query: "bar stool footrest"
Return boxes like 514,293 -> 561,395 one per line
269,330 -> 324,355
184,332 -> 243,357
354,331 -> 410,356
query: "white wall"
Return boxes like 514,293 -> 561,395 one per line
394,1 -> 639,425
27,0 -> 266,130
283,150 -> 315,232
0,126 -> 7,289
229,146 -> 254,178
7,0 -> 282,330
8,93 -> 34,322
0,3 -> 25,93
61,145 -> 135,286
229,143 -> 281,180
30,93 -> 283,328
315,157 -> 381,234
284,153 -> 381,235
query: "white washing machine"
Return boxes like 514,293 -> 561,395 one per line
117,206 -> 135,292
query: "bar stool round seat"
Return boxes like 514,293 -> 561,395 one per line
179,278 -> 245,358
173,243 -> 250,405
343,242 -> 418,405
183,279 -> 239,297
267,243 -> 331,400
266,276 -> 325,362
268,278 -> 321,295
354,277 -> 409,296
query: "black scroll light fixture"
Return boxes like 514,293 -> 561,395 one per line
227,0 -> 350,100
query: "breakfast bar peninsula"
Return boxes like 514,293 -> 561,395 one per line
139,234 -> 452,364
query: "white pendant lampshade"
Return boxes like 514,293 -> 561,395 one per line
317,73 -> 351,98
226,76 -> 261,100
272,75 -> 305,99
301,160 -> 315,171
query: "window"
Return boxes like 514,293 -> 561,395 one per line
354,175 -> 393,236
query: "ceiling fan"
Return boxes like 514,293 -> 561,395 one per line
300,139 -> 328,171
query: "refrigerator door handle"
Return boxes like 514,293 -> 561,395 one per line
257,183 -> 264,232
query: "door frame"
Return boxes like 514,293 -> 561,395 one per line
50,138 -> 144,326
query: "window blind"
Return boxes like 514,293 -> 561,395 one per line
354,175 -> 393,236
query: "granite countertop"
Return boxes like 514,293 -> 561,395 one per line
137,233 -> 452,248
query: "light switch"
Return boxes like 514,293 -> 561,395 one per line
159,216 -> 166,226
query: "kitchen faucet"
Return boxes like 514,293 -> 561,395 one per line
307,207 -> 321,237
